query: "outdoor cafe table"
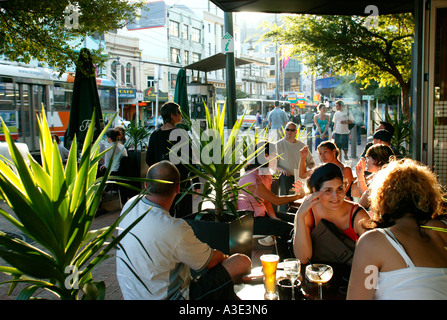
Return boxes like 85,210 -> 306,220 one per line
237,262 -> 351,300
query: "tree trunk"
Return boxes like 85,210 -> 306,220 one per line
401,82 -> 411,121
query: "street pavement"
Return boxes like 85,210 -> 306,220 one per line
0,133 -> 368,300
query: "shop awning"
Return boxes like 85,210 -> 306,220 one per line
209,0 -> 413,15
143,87 -> 169,102
185,53 -> 266,73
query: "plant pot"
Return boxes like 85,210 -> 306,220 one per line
127,150 -> 149,187
185,210 -> 254,257
118,150 -> 148,205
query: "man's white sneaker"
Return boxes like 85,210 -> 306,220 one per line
258,235 -> 276,247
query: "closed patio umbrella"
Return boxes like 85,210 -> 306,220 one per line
64,48 -> 104,149
174,68 -> 189,117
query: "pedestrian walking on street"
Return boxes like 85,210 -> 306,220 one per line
332,100 -> 354,161
267,100 -> 288,140
314,103 -> 330,150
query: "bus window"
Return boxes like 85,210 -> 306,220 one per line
236,99 -> 260,116
53,82 -> 73,110
236,100 -> 246,116
0,77 -> 15,109
98,87 -> 116,112
282,102 -> 291,113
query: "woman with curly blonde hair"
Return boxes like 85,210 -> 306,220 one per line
347,159 -> 447,300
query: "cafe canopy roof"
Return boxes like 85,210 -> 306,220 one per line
209,0 -> 414,15
185,53 -> 266,73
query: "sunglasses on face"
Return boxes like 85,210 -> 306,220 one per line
286,128 -> 296,132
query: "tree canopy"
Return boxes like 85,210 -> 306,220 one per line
0,0 -> 142,73
259,13 -> 414,118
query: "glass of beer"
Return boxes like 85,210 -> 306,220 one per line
260,254 -> 280,300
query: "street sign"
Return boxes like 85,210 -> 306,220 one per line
362,95 -> 374,100
221,32 -> 234,54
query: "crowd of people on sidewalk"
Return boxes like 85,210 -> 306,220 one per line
107,100 -> 446,301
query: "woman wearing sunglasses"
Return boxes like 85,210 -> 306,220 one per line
277,122 -> 316,212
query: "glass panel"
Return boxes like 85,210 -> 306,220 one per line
17,84 -> 31,141
98,87 -> 116,112
0,78 -> 18,138
0,77 -> 15,109
32,85 -> 46,149
53,82 -> 73,110
126,63 -> 131,85
433,8 -> 447,186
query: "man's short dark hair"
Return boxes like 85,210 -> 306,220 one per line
146,161 -> 180,195
160,102 -> 180,124
379,121 -> 395,137
274,100 -> 280,107
373,129 -> 392,143
106,129 -> 120,142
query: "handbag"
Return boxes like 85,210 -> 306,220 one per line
310,219 -> 356,265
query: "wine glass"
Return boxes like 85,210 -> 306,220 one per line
305,264 -> 333,300
283,258 -> 301,300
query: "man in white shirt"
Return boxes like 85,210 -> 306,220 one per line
116,161 -> 251,300
276,122 -> 315,212
332,100 -> 354,160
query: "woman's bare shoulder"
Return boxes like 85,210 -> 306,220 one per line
424,219 -> 447,228
356,228 -> 388,251
423,219 -> 447,241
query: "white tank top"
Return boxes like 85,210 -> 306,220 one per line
375,227 -> 447,300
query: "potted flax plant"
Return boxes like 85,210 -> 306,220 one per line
176,101 -> 266,257
0,110 -> 149,300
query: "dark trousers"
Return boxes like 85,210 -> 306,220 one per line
190,264 -> 237,300
279,174 -> 295,212
253,212 -> 294,239
254,212 -> 295,259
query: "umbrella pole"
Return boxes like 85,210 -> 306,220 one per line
155,79 -> 159,124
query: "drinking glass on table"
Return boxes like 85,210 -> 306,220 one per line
293,169 -> 305,196
305,264 -> 333,300
283,258 -> 301,300
260,254 -> 280,300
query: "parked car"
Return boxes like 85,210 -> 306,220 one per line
115,116 -> 130,127
145,116 -> 163,130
